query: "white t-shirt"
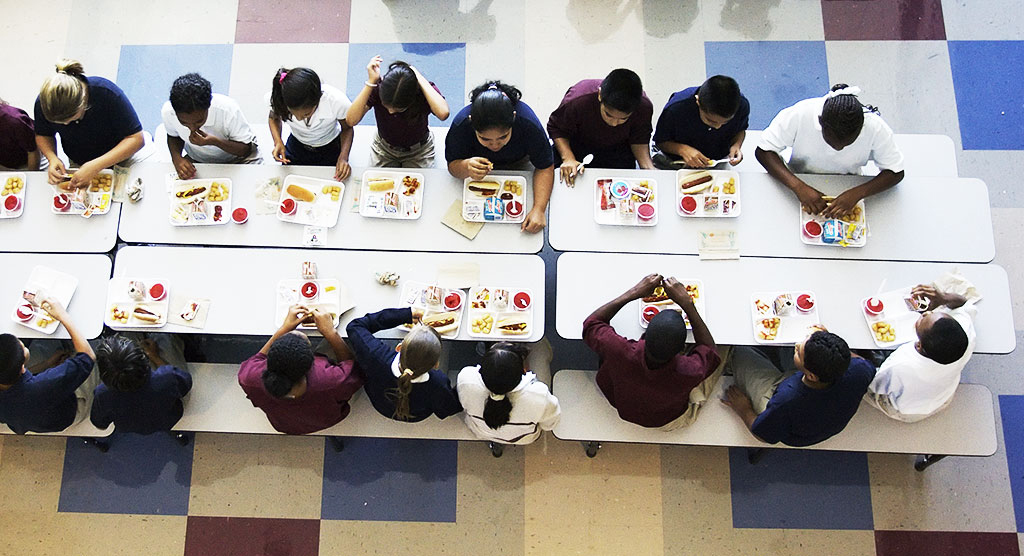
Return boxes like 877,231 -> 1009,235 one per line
759,95 -> 904,175
266,84 -> 351,148
456,367 -> 560,445
868,304 -> 977,420
161,94 -> 258,163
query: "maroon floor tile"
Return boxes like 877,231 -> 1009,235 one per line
184,516 -> 320,556
875,530 -> 1020,556
821,0 -> 946,40
235,0 -> 351,43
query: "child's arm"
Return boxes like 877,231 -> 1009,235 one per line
258,305 -> 307,355
345,308 -> 418,368
447,158 -> 492,180
37,135 -> 68,185
412,66 -> 449,120
334,123 -> 354,181
346,55 -> 381,127
728,130 -> 746,165
431,372 -> 464,419
42,298 -> 94,361
755,147 -> 827,214
67,132 -> 144,189
821,170 -> 904,219
188,128 -> 253,159
522,165 -> 553,234
167,135 -> 196,180
631,143 -> 655,170
552,138 -> 580,185
313,307 -> 353,361
268,113 -> 290,164
656,140 -> 711,168
26,149 -> 40,172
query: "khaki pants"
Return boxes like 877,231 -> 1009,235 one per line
658,345 -> 731,431
370,132 -> 436,168
863,391 -> 947,423
730,346 -> 799,415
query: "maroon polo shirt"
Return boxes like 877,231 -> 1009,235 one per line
0,103 -> 37,168
366,82 -> 442,148
546,79 -> 653,168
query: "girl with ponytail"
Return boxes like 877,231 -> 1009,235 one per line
456,342 -> 560,445
345,55 -> 450,168
755,83 -> 904,219
444,80 -> 555,234
346,307 -> 462,422
34,58 -> 145,189
237,305 -> 364,434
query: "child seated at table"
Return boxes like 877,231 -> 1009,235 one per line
268,67 -> 354,181
582,274 -> 723,430
867,285 -> 976,422
346,307 -> 462,422
652,75 -> 749,169
0,97 -> 43,170
238,305 -> 364,435
722,329 -> 875,446
0,299 -> 98,434
162,73 -> 260,180
456,341 -> 560,445
346,55 -> 449,168
755,84 -> 905,219
546,68 -> 655,185
445,80 -> 554,233
90,334 -> 192,436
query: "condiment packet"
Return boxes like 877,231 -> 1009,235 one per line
698,230 -> 739,260
441,199 -> 483,240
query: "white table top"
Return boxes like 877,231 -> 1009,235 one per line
118,163 -> 543,254
113,245 -> 545,341
0,171 -> 121,253
555,252 -> 1014,354
548,170 -> 994,263
0,253 -> 111,340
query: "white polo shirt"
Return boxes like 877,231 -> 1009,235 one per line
759,95 -> 904,175
266,84 -> 351,148
456,367 -> 561,445
867,304 -> 977,420
161,93 -> 258,163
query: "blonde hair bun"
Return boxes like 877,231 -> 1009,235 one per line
39,59 -> 88,123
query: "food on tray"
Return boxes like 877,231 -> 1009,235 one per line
703,194 -> 719,212
85,173 -> 113,192
864,297 -> 884,315
513,291 -> 531,310
872,321 -> 896,343
425,285 -> 443,305
472,288 -> 490,309
468,181 -> 499,197
796,293 -> 815,312
722,177 -> 736,195
280,198 -> 297,215
754,298 -> 771,314
300,281 -> 318,300
472,314 -> 493,334
637,202 -> 656,222
232,207 -> 248,224
367,177 -> 395,192
302,261 -> 318,280
679,195 -> 697,214
286,184 -> 315,203
643,286 -> 672,305
321,184 -> 342,202
132,306 -> 162,324
503,180 -> 523,196
53,193 -> 70,212
803,220 -> 823,238
484,196 -> 504,220
493,289 -> 509,309
641,305 -> 660,323
14,304 -> 34,322
497,317 -> 529,335
128,280 -> 146,301
208,182 -> 229,202
149,283 -> 166,301
422,311 -> 459,334
773,294 -> 796,316
443,291 -> 463,311
3,176 -> 24,195
506,200 -> 523,218
180,300 -> 200,322
680,171 -> 713,194
402,175 -> 421,196
757,317 -> 781,341
4,194 -> 22,212
904,294 -> 928,312
175,185 -> 206,199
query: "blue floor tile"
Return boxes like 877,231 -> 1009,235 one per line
949,41 -> 1024,150
58,433 -> 193,515
345,43 -> 466,128
321,437 -> 457,521
728,447 -> 874,530
705,41 -> 829,130
117,44 -> 235,135
998,395 -> 1024,532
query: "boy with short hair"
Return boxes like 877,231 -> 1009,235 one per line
546,68 -> 655,185
0,299 -> 97,434
90,334 -> 192,435
867,285 -> 976,422
162,73 -> 260,179
653,75 -> 749,169
583,274 -> 722,430
723,329 -> 875,446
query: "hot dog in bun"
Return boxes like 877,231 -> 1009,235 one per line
679,171 -> 714,194
642,286 -> 673,305
422,311 -> 459,334
132,306 -> 162,324
496,317 -> 529,335
467,181 -> 500,197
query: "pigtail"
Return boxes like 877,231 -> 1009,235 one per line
479,342 -> 529,430
270,67 -> 292,121
270,67 -> 323,122
483,395 -> 513,430
392,369 -> 415,421
388,324 -> 442,421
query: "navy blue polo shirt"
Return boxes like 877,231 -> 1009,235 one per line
90,365 -> 193,434
34,75 -> 143,164
751,357 -> 875,447
653,87 -> 749,160
0,352 -> 93,434
445,100 -> 554,169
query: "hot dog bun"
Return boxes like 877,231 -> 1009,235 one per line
496,318 -> 529,335
467,181 -> 500,197
679,171 -> 714,194
367,178 -> 395,192
132,306 -> 162,324
422,311 -> 459,334
287,184 -> 316,202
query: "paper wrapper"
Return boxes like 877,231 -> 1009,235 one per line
436,262 -> 480,289
167,296 -> 211,329
441,199 -> 483,240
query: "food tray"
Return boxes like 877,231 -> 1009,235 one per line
860,287 -> 925,348
675,169 -> 740,217
1,172 -> 27,219
51,169 -> 114,216
750,291 -> 820,344
359,170 -> 424,219
465,286 -> 533,339
638,281 -> 704,330
594,177 -> 657,226
275,279 -> 342,330
399,280 -> 464,339
168,177 -> 232,226
462,175 -> 527,224
799,199 -> 866,248
10,266 -> 78,334
277,174 -> 344,228
105,278 -> 170,329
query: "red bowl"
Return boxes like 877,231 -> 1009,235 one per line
280,198 -> 296,215
803,220 -> 823,238
443,291 -> 463,311
636,202 -> 656,221
4,194 -> 20,212
641,305 -> 660,323
14,304 -> 34,322
680,196 -> 697,214
232,207 -> 248,224
513,291 -> 531,311
53,193 -> 70,211
149,283 -> 166,301
796,293 -> 815,312
301,281 -> 318,299
864,297 -> 884,315
505,200 -> 523,217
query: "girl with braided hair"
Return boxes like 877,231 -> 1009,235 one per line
755,84 -> 904,218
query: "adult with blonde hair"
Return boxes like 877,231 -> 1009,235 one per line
346,307 -> 462,421
34,59 -> 145,189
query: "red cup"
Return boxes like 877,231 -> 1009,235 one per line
505,200 -> 523,217
641,305 -> 660,323
679,196 -> 697,214
300,281 -> 318,299
636,202 -> 656,222
280,198 -> 296,215
443,291 -> 462,311
796,293 -> 815,312
149,283 -> 166,301
4,194 -> 21,212
14,304 -> 34,322
865,297 -> 884,315
803,220 -> 823,238
53,193 -> 70,212
232,207 -> 248,224
513,291 -> 531,311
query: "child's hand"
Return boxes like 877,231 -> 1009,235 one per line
40,297 -> 69,323
188,128 -> 219,147
521,206 -> 546,234
796,183 -> 827,214
334,158 -> 351,181
721,385 -> 753,413
728,145 -> 743,165
559,159 -> 580,187
47,159 -> 68,185
312,307 -> 336,336
283,305 -> 309,330
272,142 -> 290,164
663,277 -> 695,308
821,190 -> 860,219
678,145 -> 711,168
173,156 -> 196,180
366,55 -> 383,84
140,338 -> 161,359
626,273 -> 663,300
410,307 -> 425,322
466,157 -> 492,180
68,162 -> 100,190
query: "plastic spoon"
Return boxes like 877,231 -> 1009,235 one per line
575,153 -> 593,175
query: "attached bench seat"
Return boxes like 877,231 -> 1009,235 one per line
551,370 -> 996,468
0,419 -> 112,437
